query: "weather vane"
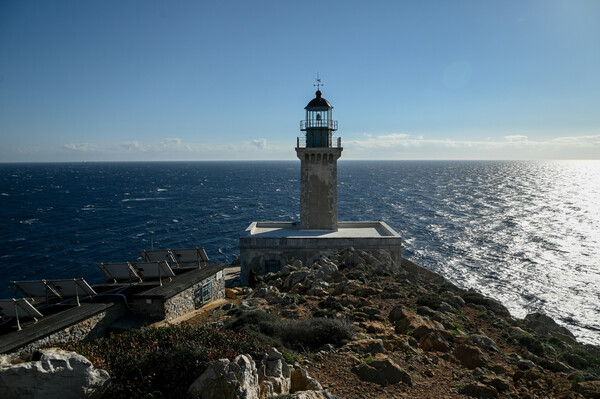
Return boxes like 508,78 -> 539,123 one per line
314,73 -> 323,89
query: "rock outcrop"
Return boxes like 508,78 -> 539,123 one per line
0,348 -> 110,399
188,349 -> 327,399
188,354 -> 260,399
230,248 -> 600,398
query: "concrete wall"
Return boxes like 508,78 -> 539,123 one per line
296,148 -> 342,230
239,236 -> 402,284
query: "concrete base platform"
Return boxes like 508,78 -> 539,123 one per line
239,221 -> 402,284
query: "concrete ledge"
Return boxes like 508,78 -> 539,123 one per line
239,220 -> 402,284
130,264 -> 226,300
243,221 -> 400,238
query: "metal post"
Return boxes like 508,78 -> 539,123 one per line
13,299 -> 21,331
75,279 -> 80,306
158,262 -> 163,286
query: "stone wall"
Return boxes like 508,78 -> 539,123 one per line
297,147 -> 343,230
11,303 -> 126,356
164,272 -> 225,320
129,270 -> 225,321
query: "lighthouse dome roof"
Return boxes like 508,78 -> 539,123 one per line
305,90 -> 333,109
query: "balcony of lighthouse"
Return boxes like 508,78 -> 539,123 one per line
296,136 -> 342,149
300,119 -> 338,131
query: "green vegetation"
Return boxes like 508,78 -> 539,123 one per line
225,310 -> 356,351
514,333 -> 546,356
416,293 -> 441,310
53,324 -> 268,399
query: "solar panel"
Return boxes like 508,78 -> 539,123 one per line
131,261 -> 175,285
138,249 -> 178,266
47,279 -> 97,297
97,262 -> 143,284
11,280 -> 61,301
0,298 -> 43,319
0,298 -> 43,329
170,247 -> 209,266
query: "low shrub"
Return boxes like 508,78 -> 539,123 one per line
516,333 -> 545,356
278,317 -> 356,350
53,324 -> 267,399
226,310 -> 356,351
226,309 -> 279,335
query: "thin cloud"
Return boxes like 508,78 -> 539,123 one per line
345,133 -> 600,159
252,138 -> 267,150
62,143 -> 100,152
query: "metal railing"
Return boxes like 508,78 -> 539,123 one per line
297,136 -> 342,148
300,120 -> 338,131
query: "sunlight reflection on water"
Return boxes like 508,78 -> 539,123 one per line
339,160 -> 600,344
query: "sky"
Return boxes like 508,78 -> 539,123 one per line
1,0 -> 599,162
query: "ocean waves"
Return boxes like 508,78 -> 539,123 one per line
0,160 -> 599,344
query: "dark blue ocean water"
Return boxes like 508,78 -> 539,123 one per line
1,161 -> 599,344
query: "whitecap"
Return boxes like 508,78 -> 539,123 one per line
157,188 -> 167,192
20,219 -> 38,225
121,198 -> 166,202
1,193 -> 9,196
172,219 -> 179,223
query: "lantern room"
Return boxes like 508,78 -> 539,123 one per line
300,90 -> 338,148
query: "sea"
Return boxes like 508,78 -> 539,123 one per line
0,161 -> 599,345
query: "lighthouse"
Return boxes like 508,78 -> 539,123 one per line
296,89 -> 342,230
239,80 -> 402,283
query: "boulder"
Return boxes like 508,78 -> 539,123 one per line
479,374 -> 510,392
258,348 -> 290,397
252,286 -> 279,301
388,305 -> 415,323
239,298 -> 268,310
454,344 -> 490,369
358,321 -> 387,334
438,301 -> 457,313
395,315 -> 436,339
306,280 -> 329,297
572,380 -> 600,398
315,262 -> 339,282
343,339 -> 385,355
285,270 -> 310,290
470,333 -> 498,352
516,359 -> 534,370
0,348 -> 110,399
562,352 -> 590,369
290,367 -> 322,392
419,331 -> 451,352
189,350 -> 326,399
458,382 -> 499,398
523,312 -> 576,340
352,356 -> 412,386
188,354 -> 260,399
461,290 -> 510,317
291,390 -> 339,399
354,286 -> 381,297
